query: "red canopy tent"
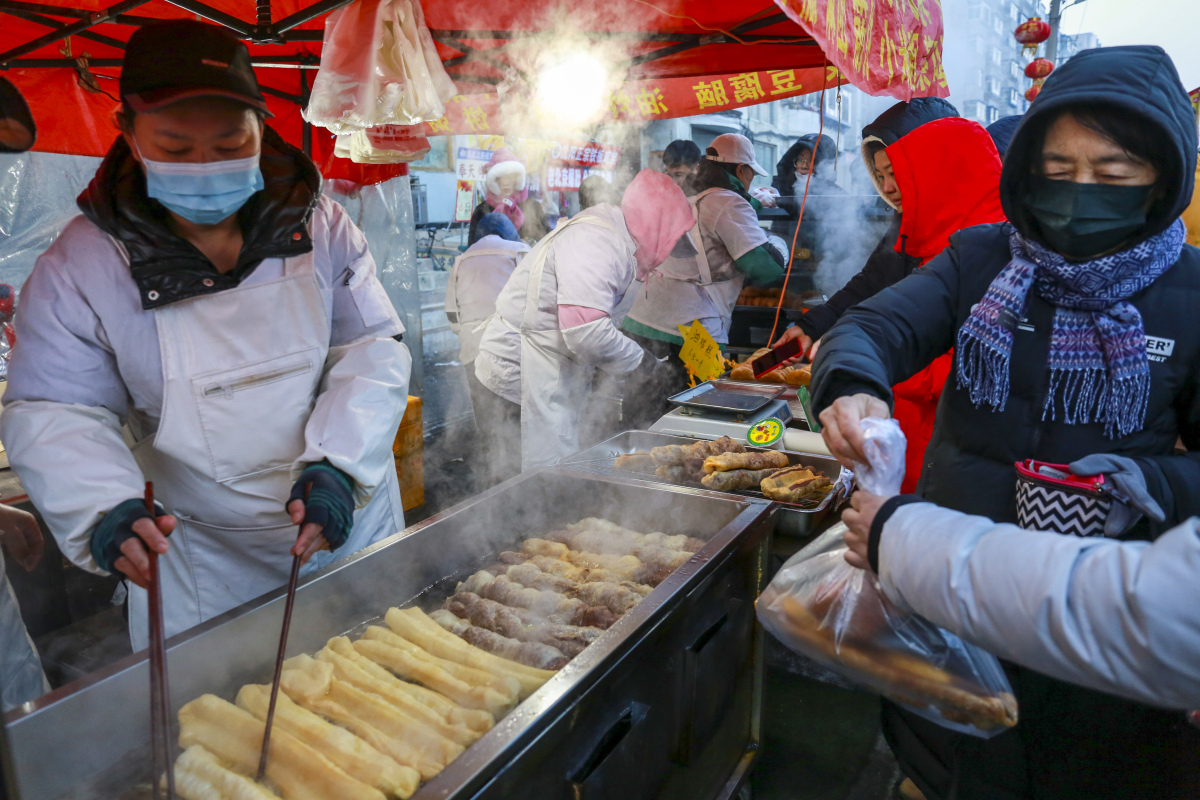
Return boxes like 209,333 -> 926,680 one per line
0,0 -> 945,182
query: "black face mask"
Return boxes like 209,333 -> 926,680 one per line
1022,175 -> 1155,260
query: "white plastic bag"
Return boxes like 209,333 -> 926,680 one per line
337,128 -> 431,164
757,524 -> 1018,737
852,417 -> 906,496
756,417 -> 1018,737
305,0 -> 457,133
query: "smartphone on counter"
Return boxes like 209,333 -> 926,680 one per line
750,337 -> 803,378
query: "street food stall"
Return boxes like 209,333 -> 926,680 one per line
0,0 -> 948,798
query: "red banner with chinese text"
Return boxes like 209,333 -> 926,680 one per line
413,66 -> 844,139
773,0 -> 948,101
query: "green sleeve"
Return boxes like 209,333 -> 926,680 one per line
735,245 -> 786,286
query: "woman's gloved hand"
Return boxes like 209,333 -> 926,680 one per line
90,498 -> 175,588
1069,454 -> 1166,537
288,462 -> 355,564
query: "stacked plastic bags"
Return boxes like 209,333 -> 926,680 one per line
757,419 -> 1019,737
305,0 -> 456,163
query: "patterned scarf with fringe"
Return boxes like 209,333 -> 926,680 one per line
956,219 -> 1185,439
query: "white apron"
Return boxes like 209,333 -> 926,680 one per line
126,248 -> 403,650
514,214 -> 616,470
628,188 -> 745,343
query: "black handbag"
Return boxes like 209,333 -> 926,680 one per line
1014,459 -> 1113,538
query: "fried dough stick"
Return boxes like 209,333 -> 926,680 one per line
280,656 -> 462,781
384,607 -> 555,697
520,539 -> 660,584
444,592 -> 602,658
428,609 -> 569,670
568,518 -> 704,552
236,685 -> 418,799
178,694 -> 384,800
459,571 -> 617,629
354,634 -> 517,718
361,626 -> 522,698
503,562 -> 641,616
546,530 -> 693,576
321,637 -> 494,734
316,638 -> 481,747
497,552 -> 654,596
175,745 -> 282,800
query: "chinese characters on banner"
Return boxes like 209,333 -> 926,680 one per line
455,147 -> 493,181
400,67 -> 843,140
772,0 -> 948,101
545,142 -> 623,192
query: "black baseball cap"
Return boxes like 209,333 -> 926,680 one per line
0,76 -> 36,153
120,20 -> 271,115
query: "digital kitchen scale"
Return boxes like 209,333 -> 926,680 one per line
649,380 -> 793,448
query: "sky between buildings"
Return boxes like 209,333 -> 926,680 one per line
1060,0 -> 1200,90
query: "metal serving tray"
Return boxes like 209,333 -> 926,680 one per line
561,431 -> 851,538
667,380 -> 785,415
2,469 -> 773,800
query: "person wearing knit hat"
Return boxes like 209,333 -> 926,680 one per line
474,169 -> 694,469
468,148 -> 550,245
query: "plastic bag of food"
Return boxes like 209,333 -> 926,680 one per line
756,417 -> 1017,737
757,523 -> 1017,736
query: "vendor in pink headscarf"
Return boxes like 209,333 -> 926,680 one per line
468,148 -> 551,244
474,169 -> 695,468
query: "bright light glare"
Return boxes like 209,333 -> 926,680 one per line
535,52 -> 609,128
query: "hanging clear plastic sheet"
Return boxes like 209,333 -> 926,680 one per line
756,419 -> 1019,737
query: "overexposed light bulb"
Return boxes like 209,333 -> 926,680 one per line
535,51 -> 610,128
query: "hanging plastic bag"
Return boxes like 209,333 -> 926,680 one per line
339,128 -> 431,163
756,417 -> 1018,737
305,0 -> 457,133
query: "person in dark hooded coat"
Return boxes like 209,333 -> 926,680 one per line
812,45 -> 1200,799
986,114 -> 1023,158
773,97 -> 958,351
769,132 -> 845,252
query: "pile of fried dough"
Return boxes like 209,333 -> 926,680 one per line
172,518 -> 695,800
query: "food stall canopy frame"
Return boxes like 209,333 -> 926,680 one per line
0,0 -> 945,174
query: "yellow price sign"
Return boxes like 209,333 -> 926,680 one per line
676,320 -> 725,384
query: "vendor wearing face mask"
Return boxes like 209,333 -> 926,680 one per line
0,21 -> 411,651
810,45 -> 1200,799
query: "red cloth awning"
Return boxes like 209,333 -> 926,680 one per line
0,0 -> 944,181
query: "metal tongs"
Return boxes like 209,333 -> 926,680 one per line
145,482 -> 176,800
256,486 -> 307,782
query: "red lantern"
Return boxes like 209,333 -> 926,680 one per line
1025,82 -> 1043,103
1025,58 -> 1054,80
1015,17 -> 1051,56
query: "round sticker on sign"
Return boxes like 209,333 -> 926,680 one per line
747,417 -> 783,447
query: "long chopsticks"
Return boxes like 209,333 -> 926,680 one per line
256,486 -> 308,782
145,481 -> 176,800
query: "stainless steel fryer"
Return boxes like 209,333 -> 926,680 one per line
2,468 -> 775,800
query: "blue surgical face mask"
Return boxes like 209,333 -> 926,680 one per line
137,147 -> 264,225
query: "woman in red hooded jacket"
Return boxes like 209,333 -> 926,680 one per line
873,118 -> 1005,491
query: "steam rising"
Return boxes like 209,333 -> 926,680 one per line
533,51 -> 612,129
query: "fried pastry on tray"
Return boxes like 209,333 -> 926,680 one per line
613,452 -> 657,474
700,468 -> 779,492
703,450 -> 790,473
760,466 -> 834,504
